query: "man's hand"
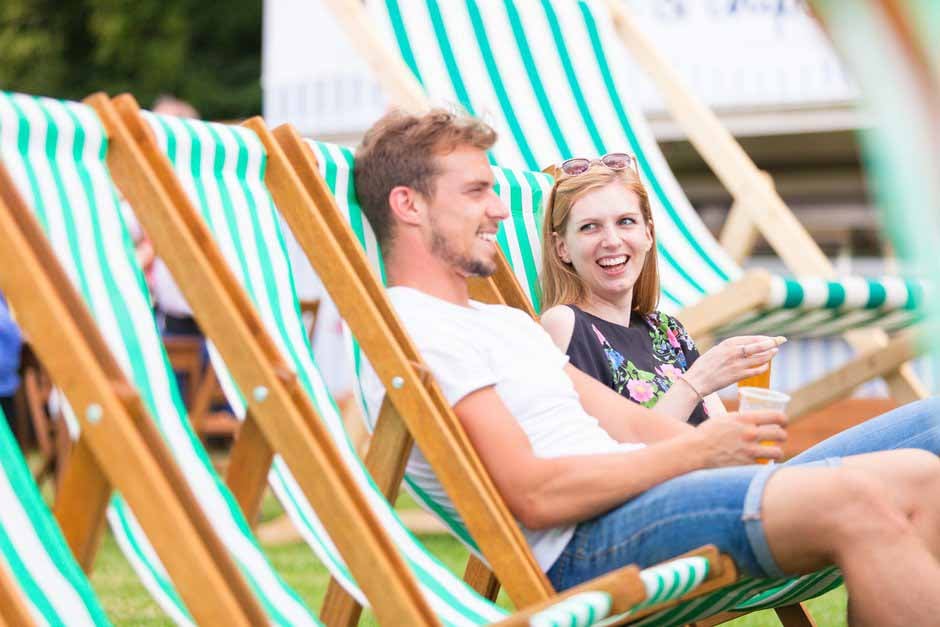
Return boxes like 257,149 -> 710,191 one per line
691,410 -> 788,467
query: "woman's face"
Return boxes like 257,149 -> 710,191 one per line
554,182 -> 652,303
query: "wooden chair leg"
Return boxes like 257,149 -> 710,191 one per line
320,396 -> 414,627
775,603 -> 817,627
464,554 -> 501,601
52,434 -> 111,571
224,410 -> 274,526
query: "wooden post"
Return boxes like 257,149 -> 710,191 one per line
224,411 -> 274,526
0,559 -> 37,627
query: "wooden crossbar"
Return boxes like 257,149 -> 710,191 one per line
101,92 -> 438,626
0,142 -> 265,626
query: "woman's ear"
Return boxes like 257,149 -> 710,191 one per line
553,231 -> 571,264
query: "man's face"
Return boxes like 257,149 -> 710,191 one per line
421,146 -> 509,277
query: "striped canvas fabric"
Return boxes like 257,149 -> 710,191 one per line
0,409 -> 109,626
141,111 -> 718,625
363,0 -> 927,342
310,139 -> 843,625
0,91 -> 315,626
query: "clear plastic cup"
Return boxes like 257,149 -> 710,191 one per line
738,387 -> 790,464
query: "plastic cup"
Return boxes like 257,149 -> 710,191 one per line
738,387 -> 790,464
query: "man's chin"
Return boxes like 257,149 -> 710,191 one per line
457,261 -> 497,279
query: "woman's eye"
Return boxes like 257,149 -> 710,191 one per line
579,223 -> 596,232
619,217 -> 637,226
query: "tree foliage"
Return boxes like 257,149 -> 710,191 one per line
0,0 -> 261,120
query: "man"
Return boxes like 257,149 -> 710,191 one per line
356,109 -> 940,626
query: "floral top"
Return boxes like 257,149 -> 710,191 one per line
564,305 -> 708,425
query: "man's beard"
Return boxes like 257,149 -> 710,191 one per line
430,229 -> 496,278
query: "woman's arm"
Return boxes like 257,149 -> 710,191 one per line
539,305 -> 575,352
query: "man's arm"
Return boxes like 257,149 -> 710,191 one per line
564,364 -> 693,443
455,385 -> 786,529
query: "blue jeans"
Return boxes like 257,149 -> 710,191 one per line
546,397 -> 940,590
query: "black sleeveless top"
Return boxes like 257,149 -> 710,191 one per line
565,305 -> 708,425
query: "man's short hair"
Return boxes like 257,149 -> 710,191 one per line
152,94 -> 199,119
354,109 -> 497,248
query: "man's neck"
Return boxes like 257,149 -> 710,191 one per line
386,248 -> 471,306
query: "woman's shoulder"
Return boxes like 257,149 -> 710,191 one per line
539,304 -> 576,351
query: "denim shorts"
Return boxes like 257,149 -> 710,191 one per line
546,397 -> 940,591
546,458 -> 841,591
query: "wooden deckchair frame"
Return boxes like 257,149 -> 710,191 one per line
271,125 -> 740,625
319,0 -> 928,416
0,559 -> 36,627
100,92 -> 688,626
0,115 -> 266,625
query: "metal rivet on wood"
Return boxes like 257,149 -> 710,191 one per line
86,404 -> 103,423
253,386 -> 269,402
391,376 -> 405,389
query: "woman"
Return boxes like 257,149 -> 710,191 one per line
540,154 -> 783,422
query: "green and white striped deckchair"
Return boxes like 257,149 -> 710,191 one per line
0,408 -> 109,626
130,106 -> 717,626
308,139 -> 843,626
0,90 -> 315,625
339,0 -> 930,410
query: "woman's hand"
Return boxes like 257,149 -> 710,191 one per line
691,410 -> 788,466
684,335 -> 785,396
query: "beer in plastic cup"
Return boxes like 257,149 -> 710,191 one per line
738,387 -> 790,465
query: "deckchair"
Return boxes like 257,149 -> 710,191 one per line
0,407 -> 109,626
100,93 -> 727,626
0,90 -> 316,625
320,0 -> 930,419
277,135 -> 843,626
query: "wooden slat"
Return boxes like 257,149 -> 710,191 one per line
321,394 -> 416,626
463,556 -> 500,601
224,411 -> 273,525
675,270 -> 774,340
0,558 -> 37,627
0,151 -> 264,626
104,93 -> 437,626
272,122 -> 555,606
52,436 -> 109,571
788,326 -> 924,420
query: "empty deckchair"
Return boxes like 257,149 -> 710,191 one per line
287,137 -> 842,626
322,0 -> 930,419
0,408 -> 109,626
0,90 -> 314,625
100,93 -> 724,626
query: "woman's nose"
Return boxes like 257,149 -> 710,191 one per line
600,224 -> 619,246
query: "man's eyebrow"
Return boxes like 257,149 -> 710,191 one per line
463,178 -> 495,189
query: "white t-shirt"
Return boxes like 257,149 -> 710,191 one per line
360,287 -> 645,571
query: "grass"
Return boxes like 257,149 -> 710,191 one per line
88,490 -> 848,626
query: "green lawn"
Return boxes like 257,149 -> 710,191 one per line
88,490 -> 848,626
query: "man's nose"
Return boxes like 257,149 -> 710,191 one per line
489,194 -> 510,221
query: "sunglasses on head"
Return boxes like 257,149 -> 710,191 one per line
558,152 -> 637,176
